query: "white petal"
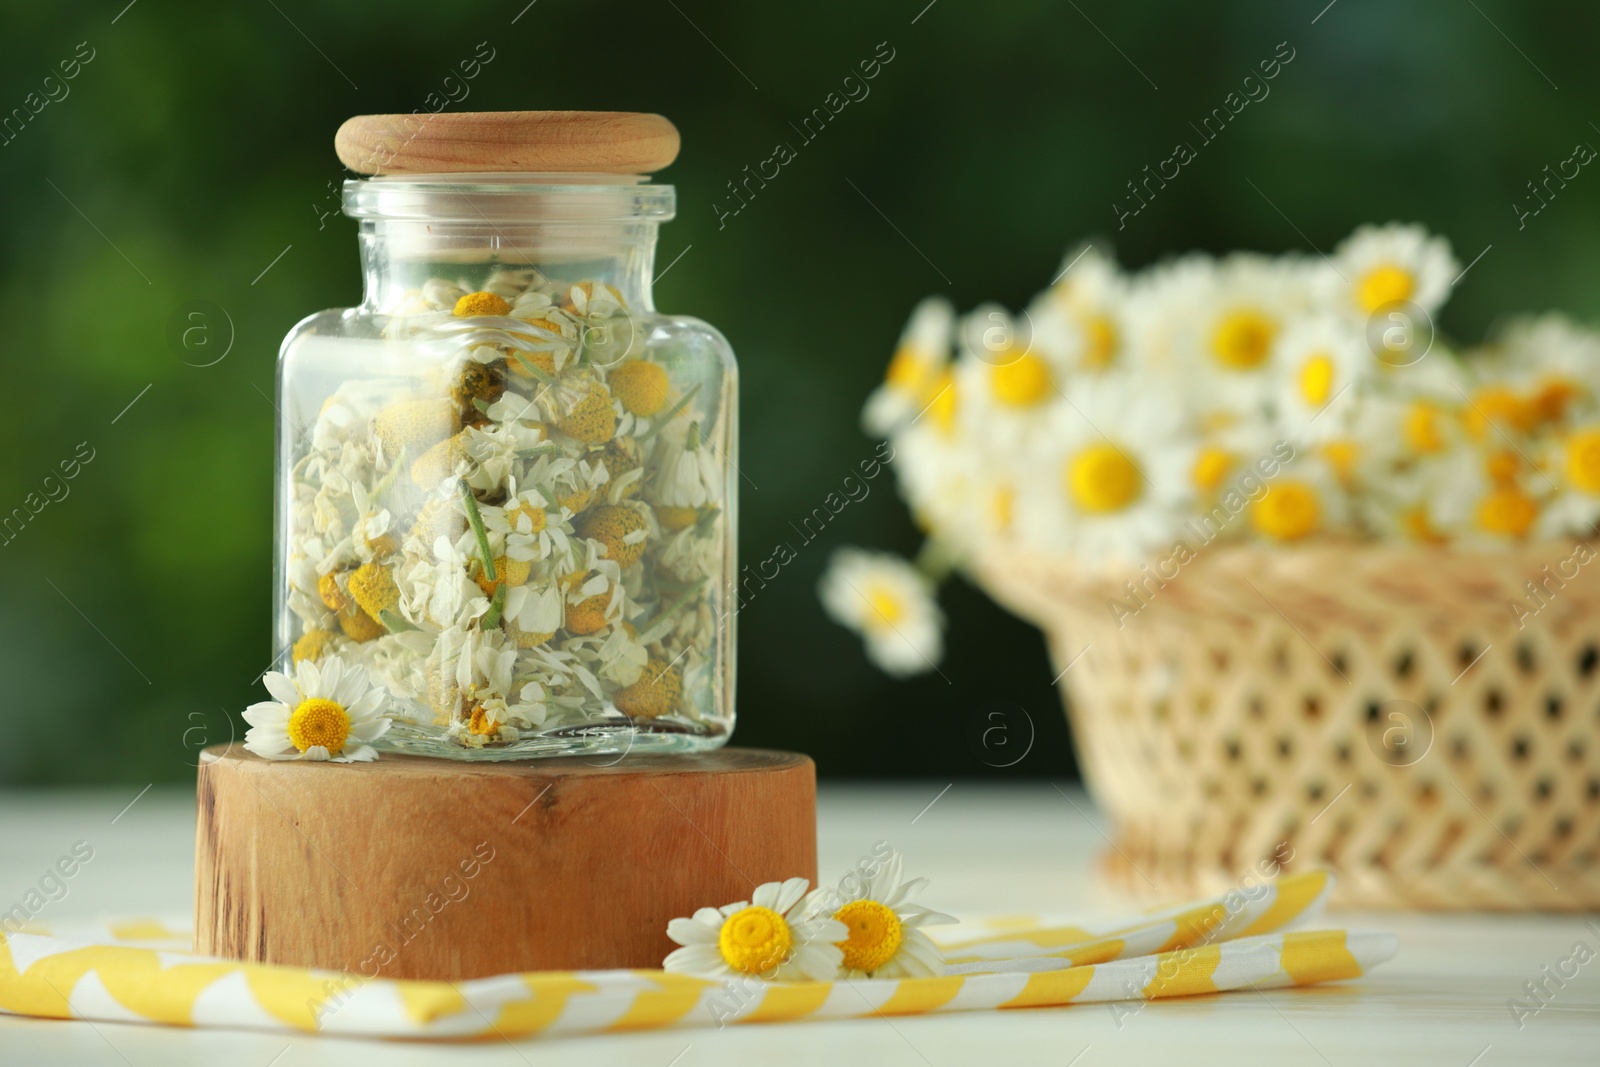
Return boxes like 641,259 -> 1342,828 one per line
772,876 -> 811,917
663,944 -> 727,976
317,658 -> 344,700
303,745 -> 331,762
295,660 -> 322,697
750,881 -> 783,910
243,735 -> 292,760
719,901 -> 751,918
262,672 -> 299,706
334,745 -> 379,763
348,717 -> 391,742
787,942 -> 844,982
241,702 -> 287,728
884,874 -> 927,909
346,689 -> 387,722
869,853 -> 904,901
667,917 -> 720,946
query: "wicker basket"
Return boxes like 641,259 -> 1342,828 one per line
978,541 -> 1600,910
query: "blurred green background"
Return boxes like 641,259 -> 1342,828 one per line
1,0 -> 1597,784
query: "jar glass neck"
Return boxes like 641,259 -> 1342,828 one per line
343,175 -> 675,315
358,219 -> 661,313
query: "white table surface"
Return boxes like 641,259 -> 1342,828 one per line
1,782 -> 1596,1066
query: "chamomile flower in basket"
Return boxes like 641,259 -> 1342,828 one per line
823,222 -> 1600,911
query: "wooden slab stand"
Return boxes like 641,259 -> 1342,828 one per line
194,745 -> 815,980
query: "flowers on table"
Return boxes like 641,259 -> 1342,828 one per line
662,845 -> 954,982
664,877 -> 846,981
807,846 -> 956,979
243,656 -> 392,763
825,222 -> 1600,673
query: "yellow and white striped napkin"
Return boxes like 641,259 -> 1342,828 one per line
0,870 -> 1393,1040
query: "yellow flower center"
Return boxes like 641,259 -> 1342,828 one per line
834,899 -> 904,974
886,344 -> 934,395
509,502 -> 547,534
1066,444 -> 1142,513
1356,264 -> 1415,313
990,352 -> 1052,407
717,905 -> 793,976
1210,309 -> 1276,370
1463,386 -> 1534,438
866,587 -> 904,628
1566,428 -> 1600,493
1476,488 -> 1538,538
287,697 -> 351,755
1298,353 -> 1335,406
1533,378 -> 1580,423
927,371 -> 958,434
1485,449 -> 1520,486
1251,481 -> 1320,541
1192,447 -> 1233,492
1082,314 -> 1118,369
1404,402 -> 1445,453
467,705 -> 501,737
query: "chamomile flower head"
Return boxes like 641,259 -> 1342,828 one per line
1487,314 -> 1600,428
243,656 -> 392,763
1246,451 -> 1351,544
664,878 -> 846,982
819,549 -> 944,676
1272,314 -> 1372,436
1028,243 -> 1131,373
951,304 -> 1069,446
1534,424 -> 1600,538
1430,445 -> 1547,547
807,847 -> 955,980
1332,222 -> 1459,319
1011,374 -> 1194,563
1169,253 -> 1314,418
864,296 -> 955,436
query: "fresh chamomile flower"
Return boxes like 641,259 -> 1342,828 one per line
1331,222 -> 1459,319
1271,314 -> 1371,436
243,656 -> 391,762
1247,451 -> 1351,543
1030,243 -> 1130,372
1010,373 -> 1194,562
951,304 -> 1070,446
807,847 -> 955,980
864,297 -> 955,436
819,548 -> 944,677
1534,424 -> 1600,538
1167,253 -> 1316,419
1428,445 -> 1548,546
664,878 -> 846,982
1488,314 -> 1600,427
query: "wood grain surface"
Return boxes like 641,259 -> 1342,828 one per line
194,745 -> 815,979
335,110 -> 680,175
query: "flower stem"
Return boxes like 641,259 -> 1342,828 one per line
460,480 -> 506,628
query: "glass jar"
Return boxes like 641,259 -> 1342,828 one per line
274,172 -> 736,759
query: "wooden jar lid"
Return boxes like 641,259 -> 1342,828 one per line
335,110 -> 680,176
